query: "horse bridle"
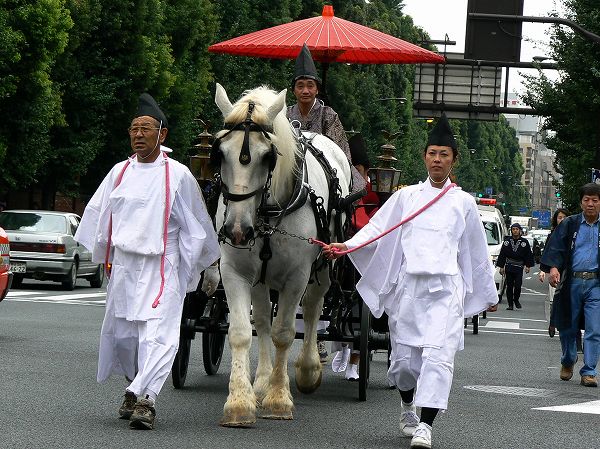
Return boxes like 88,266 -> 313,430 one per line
211,101 -> 278,203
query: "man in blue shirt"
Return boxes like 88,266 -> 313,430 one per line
541,183 -> 600,387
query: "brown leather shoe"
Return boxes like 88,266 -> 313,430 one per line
560,364 -> 574,381
580,375 -> 598,387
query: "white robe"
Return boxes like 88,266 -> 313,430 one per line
344,179 -> 497,409
75,153 -> 220,387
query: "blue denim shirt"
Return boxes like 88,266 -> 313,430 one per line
571,215 -> 600,272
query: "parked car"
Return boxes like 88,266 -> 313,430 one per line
0,210 -> 104,290
479,205 -> 507,299
0,226 -> 12,302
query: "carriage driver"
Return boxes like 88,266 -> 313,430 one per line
286,43 -> 366,195
323,114 -> 498,449
75,93 -> 220,430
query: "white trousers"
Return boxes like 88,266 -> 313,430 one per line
387,342 -> 457,410
98,314 -> 182,399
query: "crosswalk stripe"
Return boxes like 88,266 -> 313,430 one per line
8,297 -> 105,306
533,400 -> 600,415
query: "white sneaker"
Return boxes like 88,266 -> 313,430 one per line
410,422 -> 432,448
399,401 -> 419,437
331,347 -> 351,373
345,363 -> 359,381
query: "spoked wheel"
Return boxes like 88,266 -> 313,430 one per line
172,292 -> 199,389
172,331 -> 192,389
202,293 -> 228,375
358,300 -> 371,402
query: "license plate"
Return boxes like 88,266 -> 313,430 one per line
10,262 -> 26,273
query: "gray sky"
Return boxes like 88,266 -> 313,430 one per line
401,0 -> 565,94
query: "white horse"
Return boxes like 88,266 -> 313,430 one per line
213,83 -> 351,426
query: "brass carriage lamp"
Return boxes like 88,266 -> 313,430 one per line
370,136 -> 402,195
189,118 -> 215,182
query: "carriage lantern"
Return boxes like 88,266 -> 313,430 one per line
189,118 -> 215,183
370,137 -> 402,200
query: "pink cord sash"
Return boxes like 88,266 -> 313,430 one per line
104,152 -> 171,309
312,183 -> 456,255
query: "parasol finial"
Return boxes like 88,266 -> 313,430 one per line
322,5 -> 334,17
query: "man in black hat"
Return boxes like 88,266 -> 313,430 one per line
323,113 -> 498,449
75,93 -> 220,430
286,44 -> 366,194
496,223 -> 534,310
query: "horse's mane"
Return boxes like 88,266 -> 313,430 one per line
223,86 -> 301,204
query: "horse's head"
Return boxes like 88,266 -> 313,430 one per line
213,83 -> 293,246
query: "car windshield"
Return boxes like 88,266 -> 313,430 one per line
0,212 -> 68,234
482,220 -> 500,245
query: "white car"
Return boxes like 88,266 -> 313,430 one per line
479,205 -> 508,298
0,210 -> 104,290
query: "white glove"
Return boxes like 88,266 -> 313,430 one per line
201,264 -> 220,296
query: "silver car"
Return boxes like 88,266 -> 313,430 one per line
0,210 -> 104,290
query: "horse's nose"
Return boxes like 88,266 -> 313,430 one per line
224,223 -> 254,246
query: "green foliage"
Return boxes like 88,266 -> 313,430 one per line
0,0 -> 72,191
0,0 -> 526,210
521,0 -> 600,212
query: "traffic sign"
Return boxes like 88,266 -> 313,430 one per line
485,186 -> 493,195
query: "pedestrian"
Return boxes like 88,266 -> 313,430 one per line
323,114 -> 498,448
540,183 -> 600,387
286,44 -> 366,195
74,93 -> 220,429
539,208 -> 569,337
496,223 -> 534,310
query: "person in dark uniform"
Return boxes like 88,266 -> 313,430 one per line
496,223 -> 534,310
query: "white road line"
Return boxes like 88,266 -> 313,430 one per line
8,297 -> 105,306
487,316 -> 547,322
5,291 -> 41,297
533,400 -> 600,415
521,287 -> 546,295
484,321 -> 520,329
471,329 -> 549,336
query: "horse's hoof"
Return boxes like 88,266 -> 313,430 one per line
219,414 -> 256,428
220,409 -> 256,428
259,409 -> 293,420
295,369 -> 322,394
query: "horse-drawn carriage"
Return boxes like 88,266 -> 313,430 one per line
171,85 -> 399,425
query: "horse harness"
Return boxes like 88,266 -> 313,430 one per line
212,104 -> 353,284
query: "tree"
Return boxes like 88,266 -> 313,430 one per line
0,0 -> 72,193
522,0 -> 600,212
45,0 -> 218,203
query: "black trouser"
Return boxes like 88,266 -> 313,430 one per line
505,269 -> 524,306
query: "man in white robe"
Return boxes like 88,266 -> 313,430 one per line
323,114 -> 497,449
75,93 -> 220,430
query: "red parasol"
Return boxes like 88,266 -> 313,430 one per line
208,5 -> 445,65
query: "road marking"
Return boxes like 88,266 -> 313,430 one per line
533,400 -> 600,415
473,329 -> 549,336
4,290 -> 106,307
521,287 -> 545,295
8,297 -> 105,306
487,316 -> 547,323
5,291 -> 40,297
484,321 -> 520,329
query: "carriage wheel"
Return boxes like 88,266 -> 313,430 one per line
202,296 -> 228,375
172,333 -> 192,389
358,301 -> 371,401
202,331 -> 226,375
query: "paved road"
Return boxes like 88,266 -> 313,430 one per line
1,273 -> 599,449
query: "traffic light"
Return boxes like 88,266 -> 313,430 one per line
555,190 -> 561,198
501,202 -> 506,206
477,193 -> 483,198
